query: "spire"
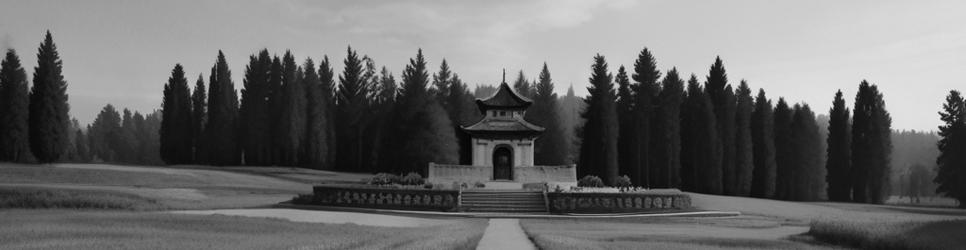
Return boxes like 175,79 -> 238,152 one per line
502,68 -> 506,83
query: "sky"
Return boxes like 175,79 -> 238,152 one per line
1,0 -> 964,131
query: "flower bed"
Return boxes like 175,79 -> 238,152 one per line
310,185 -> 460,212
546,191 -> 691,214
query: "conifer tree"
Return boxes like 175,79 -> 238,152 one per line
826,90 -> 852,201
160,64 -> 193,164
773,98 -> 794,200
632,48 -> 661,188
239,49 -> 271,165
303,58 -> 330,169
750,89 -> 777,198
369,66 -> 398,170
89,104 -> 122,162
528,63 -> 568,165
205,51 -> 239,166
705,57 -> 737,195
851,80 -> 892,203
28,31 -> 71,163
275,51 -> 306,166
789,104 -> 824,201
734,80 -> 754,196
318,56 -> 338,168
653,68 -> 684,188
935,90 -> 966,207
615,65 -> 638,181
336,46 -> 368,171
513,70 -> 533,97
0,49 -> 31,162
191,75 -> 207,164
447,73 -> 478,165
579,54 -> 619,185
432,59 -> 452,101
681,75 -> 722,193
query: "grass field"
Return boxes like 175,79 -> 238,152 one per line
0,209 -> 486,250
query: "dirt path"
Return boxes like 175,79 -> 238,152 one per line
476,219 -> 536,250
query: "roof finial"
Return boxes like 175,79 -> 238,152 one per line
502,68 -> 506,83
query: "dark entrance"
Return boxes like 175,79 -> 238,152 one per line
493,147 -> 513,180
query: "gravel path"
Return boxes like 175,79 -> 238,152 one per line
476,219 -> 536,250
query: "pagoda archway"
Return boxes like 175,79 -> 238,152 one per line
492,146 -> 513,180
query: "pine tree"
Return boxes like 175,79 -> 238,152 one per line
705,57 -> 737,195
528,63 -> 568,165
826,90 -> 852,201
159,64 -> 193,164
773,98 -> 794,200
734,80 -> 754,196
205,51 -> 239,166
336,46 -> 368,171
579,54 -> 620,185
318,56 -> 338,169
28,31 -> 71,163
632,48 -> 661,188
935,90 -> 966,207
0,49 -> 31,162
447,73 -> 478,165
369,66 -> 398,170
851,80 -> 892,203
653,68 -> 684,188
303,58 -> 330,169
615,65 -> 638,181
90,104 -> 122,162
789,104 -> 824,201
275,51 -> 306,166
750,89 -> 777,198
681,75 -> 722,193
191,75 -> 207,164
513,70 -> 533,98
239,49 -> 271,165
432,59 -> 452,101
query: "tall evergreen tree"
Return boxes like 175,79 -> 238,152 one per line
28,31 -> 71,163
734,80 -> 754,196
680,75 -> 722,193
447,73 -> 478,165
789,104 -> 824,201
615,65 -> 638,181
773,98 -> 794,200
191,75 -> 207,164
851,80 -> 892,203
513,70 -> 533,98
239,50 -> 272,165
369,66 -> 398,170
826,90 -> 852,201
89,104 -> 122,162
0,49 -> 31,162
750,89 -> 777,198
336,46 -> 369,171
579,54 -> 619,185
275,51 -> 306,166
205,51 -> 239,166
632,48 -> 661,188
935,90 -> 966,207
159,64 -> 193,164
318,56 -> 338,169
431,59 -> 452,101
303,58 -> 330,169
528,63 -> 568,165
705,57 -> 737,195
653,68 -> 684,188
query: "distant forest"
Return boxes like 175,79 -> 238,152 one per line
1,31 -> 964,206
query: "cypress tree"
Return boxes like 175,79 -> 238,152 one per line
275,51 -> 305,166
632,48 -> 661,188
318,56 -> 338,169
750,89 -> 777,198
734,80 -> 754,196
0,49 -> 31,162
529,63 -> 568,165
28,31 -> 71,163
851,80 -> 892,203
615,65 -> 638,181
579,54 -> 619,185
680,75 -> 722,194
789,104 -> 824,201
370,66 -> 398,170
705,57 -> 737,195
653,68 -> 684,188
431,59 -> 452,101
205,51 -> 239,166
336,46 -> 368,171
303,58 -> 330,169
935,90 -> 966,207
159,64 -> 193,164
447,73 -> 478,165
826,90 -> 852,201
773,98 -> 794,200
239,49 -> 271,165
191,75 -> 207,164
513,70 -> 533,98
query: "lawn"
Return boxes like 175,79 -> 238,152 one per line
809,219 -> 966,249
0,209 -> 486,250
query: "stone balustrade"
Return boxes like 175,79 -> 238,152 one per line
427,162 -> 577,185
546,192 -> 691,214
311,185 -> 459,211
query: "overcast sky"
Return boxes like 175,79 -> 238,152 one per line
2,0 -> 964,131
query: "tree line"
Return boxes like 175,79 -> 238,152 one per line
576,49 -> 897,203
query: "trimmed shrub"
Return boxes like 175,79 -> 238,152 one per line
367,173 -> 401,186
423,183 -> 434,189
474,181 -> 486,188
578,175 -> 604,187
402,172 -> 425,186
616,175 -> 632,191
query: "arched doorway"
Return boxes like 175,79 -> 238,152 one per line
493,146 -> 513,180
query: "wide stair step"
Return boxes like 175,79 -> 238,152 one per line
460,191 -> 547,213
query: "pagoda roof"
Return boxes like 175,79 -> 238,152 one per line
476,82 -> 532,110
462,116 -> 545,136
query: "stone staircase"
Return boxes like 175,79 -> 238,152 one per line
460,190 -> 547,213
